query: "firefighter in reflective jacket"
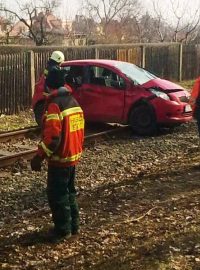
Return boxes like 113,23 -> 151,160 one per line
189,76 -> 200,136
32,51 -> 66,126
31,80 -> 85,241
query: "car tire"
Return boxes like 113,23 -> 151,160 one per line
130,104 -> 157,136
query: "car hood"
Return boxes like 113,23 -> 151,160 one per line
142,78 -> 184,92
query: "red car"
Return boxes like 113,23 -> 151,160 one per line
61,59 -> 192,135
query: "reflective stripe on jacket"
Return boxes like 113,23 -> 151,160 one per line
37,87 -> 84,167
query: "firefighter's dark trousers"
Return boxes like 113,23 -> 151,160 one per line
47,165 -> 79,235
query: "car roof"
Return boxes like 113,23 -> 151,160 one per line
62,59 -> 127,67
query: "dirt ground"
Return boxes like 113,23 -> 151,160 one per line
0,78 -> 199,269
1,119 -> 200,270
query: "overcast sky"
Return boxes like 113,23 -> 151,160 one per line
3,0 -> 200,22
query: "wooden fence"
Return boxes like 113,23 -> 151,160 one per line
0,43 -> 200,114
0,52 -> 33,114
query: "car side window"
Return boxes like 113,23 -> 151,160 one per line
63,65 -> 84,87
88,66 -> 106,86
88,66 -> 126,89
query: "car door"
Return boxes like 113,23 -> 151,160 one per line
63,64 -> 126,123
86,65 -> 126,123
63,64 -> 103,121
76,84 -> 104,121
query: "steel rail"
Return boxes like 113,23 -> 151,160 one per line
0,148 -> 36,167
0,125 -> 129,168
0,127 -> 40,143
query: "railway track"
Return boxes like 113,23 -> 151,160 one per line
0,124 -> 129,168
0,126 -> 40,142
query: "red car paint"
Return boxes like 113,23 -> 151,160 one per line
61,59 -> 192,133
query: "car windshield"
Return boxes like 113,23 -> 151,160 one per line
115,62 -> 157,85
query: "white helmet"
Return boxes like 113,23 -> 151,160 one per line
50,51 -> 65,63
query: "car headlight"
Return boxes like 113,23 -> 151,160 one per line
150,89 -> 170,100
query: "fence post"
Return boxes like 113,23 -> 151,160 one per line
178,43 -> 183,82
27,50 -> 35,97
95,47 -> 100,59
141,45 -> 146,68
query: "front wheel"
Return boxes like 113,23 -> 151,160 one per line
129,104 -> 157,136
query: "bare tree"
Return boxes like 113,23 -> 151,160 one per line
82,0 -> 141,43
170,0 -> 200,43
70,15 -> 97,45
128,12 -> 165,43
151,0 -> 200,43
0,11 -> 16,44
151,1 -> 171,42
0,0 -> 62,45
